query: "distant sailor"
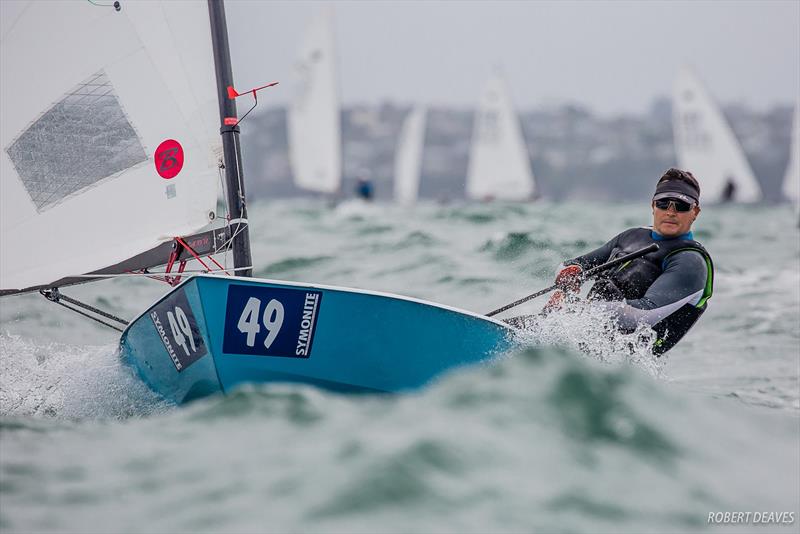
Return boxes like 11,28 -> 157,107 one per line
542,168 -> 714,355
721,177 -> 737,203
355,171 -> 374,201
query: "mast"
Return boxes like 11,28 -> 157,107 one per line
208,0 -> 252,277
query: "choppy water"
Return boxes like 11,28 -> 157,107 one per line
1,201 -> 798,533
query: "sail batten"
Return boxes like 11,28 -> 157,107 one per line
1,0 -> 221,292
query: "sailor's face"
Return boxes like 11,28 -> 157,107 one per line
652,200 -> 700,237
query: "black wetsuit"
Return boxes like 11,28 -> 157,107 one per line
565,227 -> 714,355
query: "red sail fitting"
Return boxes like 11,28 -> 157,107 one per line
226,82 -> 278,100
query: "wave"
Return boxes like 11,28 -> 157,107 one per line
256,255 -> 334,277
3,345 -> 795,533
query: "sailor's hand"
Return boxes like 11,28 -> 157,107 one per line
554,264 -> 583,292
542,289 -> 567,314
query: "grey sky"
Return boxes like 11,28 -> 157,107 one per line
226,1 -> 799,116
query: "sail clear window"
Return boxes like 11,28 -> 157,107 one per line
5,71 -> 147,212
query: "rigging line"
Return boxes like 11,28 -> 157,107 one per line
207,245 -> 234,271
41,289 -> 129,325
234,92 -> 259,127
146,265 -> 252,274
59,273 -> 148,278
71,265 -> 254,278
215,219 -> 248,256
40,290 -> 127,332
217,228 -> 246,263
181,253 -> 210,273
226,220 -> 247,244
204,245 -> 231,267
175,236 -> 227,274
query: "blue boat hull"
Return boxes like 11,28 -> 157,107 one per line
120,275 -> 517,403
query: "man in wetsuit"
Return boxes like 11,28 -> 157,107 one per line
545,168 -> 714,355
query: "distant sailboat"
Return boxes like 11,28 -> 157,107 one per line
466,72 -> 536,201
287,8 -> 341,195
672,66 -> 762,203
782,102 -> 800,217
393,106 -> 427,205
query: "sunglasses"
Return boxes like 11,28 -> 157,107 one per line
654,198 -> 695,212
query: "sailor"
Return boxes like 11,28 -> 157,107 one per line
355,171 -> 374,201
544,168 -> 714,355
721,177 -> 737,202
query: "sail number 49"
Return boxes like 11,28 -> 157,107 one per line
223,284 -> 321,358
167,306 -> 196,356
149,288 -> 207,373
237,297 -> 285,348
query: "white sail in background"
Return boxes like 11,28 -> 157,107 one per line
0,0 -> 220,292
394,106 -> 427,205
672,66 -> 762,203
782,102 -> 800,214
466,72 -> 535,201
288,8 -> 341,194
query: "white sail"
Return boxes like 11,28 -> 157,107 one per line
466,72 -> 535,201
393,106 -> 427,205
0,0 -> 221,292
287,8 -> 341,194
672,66 -> 762,203
782,102 -> 800,213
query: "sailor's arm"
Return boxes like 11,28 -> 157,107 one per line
563,233 -> 622,270
543,233 -> 625,312
603,250 -> 708,332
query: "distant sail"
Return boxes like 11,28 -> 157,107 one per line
288,8 -> 341,195
394,106 -> 427,205
0,0 -> 220,293
672,66 -> 762,203
466,73 -> 536,201
782,102 -> 800,214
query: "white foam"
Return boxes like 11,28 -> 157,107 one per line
0,333 -> 169,420
510,299 -> 667,378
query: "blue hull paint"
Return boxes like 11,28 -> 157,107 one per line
120,275 -> 516,404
